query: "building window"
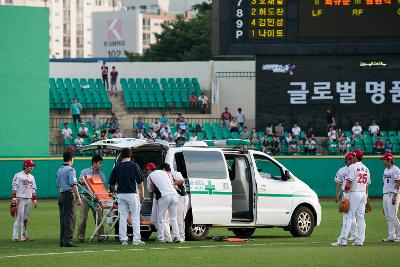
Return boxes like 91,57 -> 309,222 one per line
63,37 -> 71,46
76,37 -> 84,48
5,0 -> 13,4
63,50 -> 71,58
77,50 -> 84,58
143,33 -> 150,45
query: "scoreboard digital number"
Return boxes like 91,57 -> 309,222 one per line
213,0 -> 400,55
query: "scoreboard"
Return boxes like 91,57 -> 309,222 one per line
212,0 -> 400,55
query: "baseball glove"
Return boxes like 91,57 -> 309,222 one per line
10,202 -> 17,217
365,201 -> 372,213
339,199 -> 350,213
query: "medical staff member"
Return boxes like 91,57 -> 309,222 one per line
109,148 -> 145,246
56,151 -> 82,247
169,169 -> 189,242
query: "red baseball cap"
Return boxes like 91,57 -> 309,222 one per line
345,152 -> 353,160
24,160 -> 36,167
145,162 -> 156,171
352,148 -> 363,159
381,153 -> 394,161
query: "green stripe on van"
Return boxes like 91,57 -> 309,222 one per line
257,193 -> 312,197
190,191 -> 232,195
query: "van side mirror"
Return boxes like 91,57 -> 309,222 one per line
282,170 -> 290,181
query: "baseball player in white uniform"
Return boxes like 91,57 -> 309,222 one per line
380,152 -> 400,242
11,160 -> 38,242
169,170 -> 189,242
334,152 -> 358,241
332,148 -> 370,246
148,163 -> 182,243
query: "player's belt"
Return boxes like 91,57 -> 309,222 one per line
60,191 -> 72,194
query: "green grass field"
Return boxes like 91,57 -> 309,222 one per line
0,199 -> 398,267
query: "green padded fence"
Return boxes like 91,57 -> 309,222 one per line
0,156 -> 387,199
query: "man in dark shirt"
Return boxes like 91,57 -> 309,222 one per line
109,148 -> 145,246
101,62 -> 109,90
326,108 -> 335,132
110,66 -> 118,96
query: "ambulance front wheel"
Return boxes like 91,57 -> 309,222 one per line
289,206 -> 315,237
141,231 -> 152,241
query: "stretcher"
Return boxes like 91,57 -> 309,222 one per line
78,175 -> 152,243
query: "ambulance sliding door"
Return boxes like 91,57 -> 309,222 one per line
183,150 -> 232,224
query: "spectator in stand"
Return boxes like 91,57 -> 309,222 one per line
110,66 -> 118,96
177,117 -> 188,132
176,113 -> 184,122
240,127 -> 251,140
304,137 -> 317,155
62,124 -> 73,140
76,136 -> 84,147
326,108 -> 336,131
110,128 -> 123,139
229,118 -> 239,132
271,136 -> 281,154
286,133 -> 299,154
70,98 -> 83,127
137,129 -> 145,139
148,127 -> 157,139
352,121 -> 363,139
368,120 -> 380,137
90,114 -> 101,134
101,61 -> 109,90
338,136 -> 349,154
102,118 -> 112,131
174,128 -> 187,146
189,132 -> 198,141
263,136 -> 280,154
198,92 -> 209,111
151,119 -> 161,134
111,115 -> 119,131
160,113 -> 169,124
384,139 -> 393,152
135,118 -> 144,133
251,131 -> 260,143
328,126 -> 337,142
78,123 -> 89,138
160,127 -> 170,141
275,121 -> 284,142
373,136 -> 385,154
291,123 -> 301,138
236,108 -> 245,127
265,123 -> 274,137
305,126 -> 314,139
337,128 -> 344,140
189,93 -> 197,108
221,107 -> 232,128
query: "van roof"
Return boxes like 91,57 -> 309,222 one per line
79,138 -> 170,151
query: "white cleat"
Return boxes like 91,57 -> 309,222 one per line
352,243 -> 363,246
132,240 -> 145,246
347,236 -> 357,242
121,241 -> 128,246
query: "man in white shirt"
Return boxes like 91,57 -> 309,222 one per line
351,122 -> 363,139
189,132 -> 198,142
328,127 -> 337,142
12,160 -> 38,242
198,92 -> 209,109
380,153 -> 400,242
151,120 -> 161,133
236,108 -> 245,127
368,121 -> 380,137
78,123 -> 89,138
61,124 -> 73,140
147,163 -> 182,243
291,123 -> 301,137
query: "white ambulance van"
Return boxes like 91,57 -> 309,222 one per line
82,138 -> 321,241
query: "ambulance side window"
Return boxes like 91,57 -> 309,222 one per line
183,151 -> 227,179
254,155 -> 283,180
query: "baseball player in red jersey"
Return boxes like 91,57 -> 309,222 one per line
11,160 -> 38,242
334,152 -> 358,242
380,153 -> 400,242
332,149 -> 370,246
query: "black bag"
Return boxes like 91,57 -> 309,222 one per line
176,184 -> 186,196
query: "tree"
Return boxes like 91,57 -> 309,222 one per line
125,2 -> 212,62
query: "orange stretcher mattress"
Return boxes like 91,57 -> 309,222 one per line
85,176 -> 113,208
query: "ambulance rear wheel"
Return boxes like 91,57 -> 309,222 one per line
186,224 -> 210,241
231,228 -> 256,238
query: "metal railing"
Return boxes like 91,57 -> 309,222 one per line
215,72 -> 255,79
50,117 -> 111,129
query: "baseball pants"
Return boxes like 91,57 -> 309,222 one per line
340,213 -> 358,240
383,193 -> 400,240
58,192 -> 76,246
117,193 -> 141,242
337,192 -> 367,245
151,198 -> 172,242
157,194 -> 179,241
176,195 -> 189,240
77,195 -> 104,241
12,198 -> 32,240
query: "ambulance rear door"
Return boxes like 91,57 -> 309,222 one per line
182,149 -> 232,224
